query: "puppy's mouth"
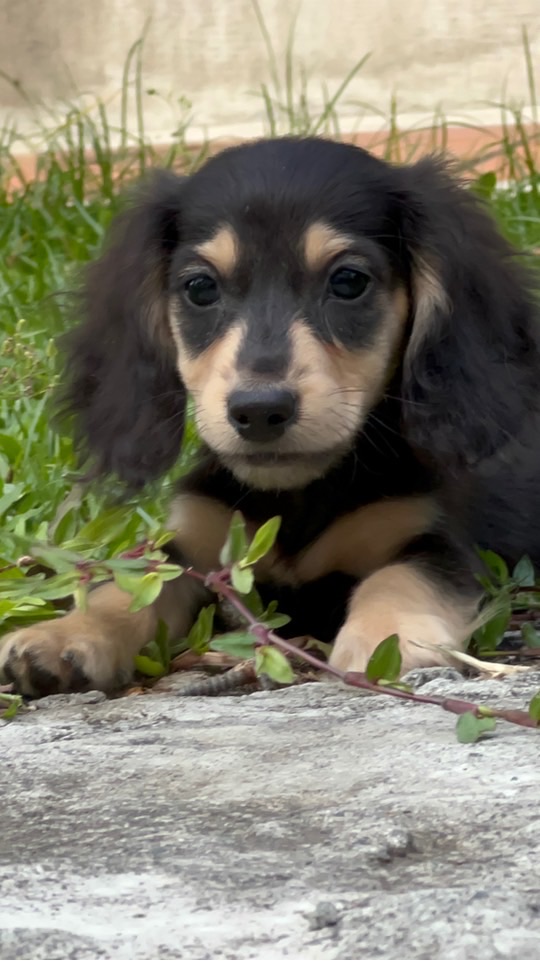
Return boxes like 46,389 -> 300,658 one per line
234,450 -> 324,465
219,444 -> 349,490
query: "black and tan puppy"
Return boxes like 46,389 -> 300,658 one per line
3,136 -> 540,696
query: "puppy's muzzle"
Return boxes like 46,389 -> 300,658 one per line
227,387 -> 298,443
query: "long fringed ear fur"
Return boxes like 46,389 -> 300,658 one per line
398,157 -> 540,471
61,171 -> 186,488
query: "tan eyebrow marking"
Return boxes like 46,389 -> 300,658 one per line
194,225 -> 240,276
302,221 -> 356,272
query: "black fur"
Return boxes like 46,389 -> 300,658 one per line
62,137 -> 540,620
398,157 -> 540,468
62,171 -> 187,487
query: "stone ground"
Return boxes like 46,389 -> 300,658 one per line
1,667 -> 540,961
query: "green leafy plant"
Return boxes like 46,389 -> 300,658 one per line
1,510 -> 540,740
473,550 -> 540,655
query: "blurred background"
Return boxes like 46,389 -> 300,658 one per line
1,0 -> 539,152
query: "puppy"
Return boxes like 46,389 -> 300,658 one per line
3,136 -> 540,696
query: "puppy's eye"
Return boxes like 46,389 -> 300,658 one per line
328,267 -> 371,300
184,274 -> 220,307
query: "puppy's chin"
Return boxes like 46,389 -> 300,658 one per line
219,450 -> 346,491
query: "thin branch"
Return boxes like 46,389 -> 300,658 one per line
184,568 -> 539,732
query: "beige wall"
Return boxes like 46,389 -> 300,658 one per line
1,0 -> 539,142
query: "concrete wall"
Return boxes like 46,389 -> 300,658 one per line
1,0 -> 539,142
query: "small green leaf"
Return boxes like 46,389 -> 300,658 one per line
209,631 -> 255,657
114,571 -> 146,595
219,512 -> 248,567
50,506 -> 79,546
242,586 -> 265,617
471,170 -> 497,199
304,637 -> 333,658
231,563 -> 254,594
241,516 -> 281,567
106,557 -> 152,571
475,574 -> 497,595
27,572 -> 85,601
521,622 -> 540,648
134,654 -> 166,678
128,572 -> 164,613
154,619 -> 170,667
456,711 -> 497,744
512,555 -> 536,587
257,597 -> 291,629
185,604 -> 216,654
259,611 -> 291,629
30,543 -> 85,573
366,634 -> 402,683
154,563 -> 184,581
141,640 -> 162,663
0,484 -> 25,518
473,596 -> 512,653
0,693 -> 23,721
528,691 -> 540,723
152,530 -> 177,550
0,433 -> 22,462
513,592 -> 540,610
255,646 -> 294,684
477,549 -> 509,585
74,506 -> 135,545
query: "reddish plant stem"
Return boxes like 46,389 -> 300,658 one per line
184,567 -> 538,731
185,567 -> 345,678
343,674 -> 539,726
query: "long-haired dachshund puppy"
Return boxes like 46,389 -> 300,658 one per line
3,136 -> 540,696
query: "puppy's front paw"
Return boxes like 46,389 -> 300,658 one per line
0,618 -> 131,697
330,615 -> 456,676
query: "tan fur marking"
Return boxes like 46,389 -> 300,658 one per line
302,222 -> 356,272
140,266 -> 172,346
168,493 -> 284,580
293,496 -> 438,583
330,563 -> 480,675
172,321 -> 243,416
168,494 -> 236,573
194,225 -> 239,277
408,258 -> 449,356
289,292 -> 404,440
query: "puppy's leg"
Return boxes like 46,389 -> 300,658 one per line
330,562 -> 479,675
0,494 -> 234,697
293,496 -> 438,583
0,578 -> 209,697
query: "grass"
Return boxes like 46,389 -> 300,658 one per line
1,31 -> 540,649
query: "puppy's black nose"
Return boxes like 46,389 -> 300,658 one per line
227,387 -> 298,442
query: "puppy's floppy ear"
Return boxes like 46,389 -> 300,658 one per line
62,170 -> 186,487
398,157 -> 540,470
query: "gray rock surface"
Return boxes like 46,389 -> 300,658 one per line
1,669 -> 540,960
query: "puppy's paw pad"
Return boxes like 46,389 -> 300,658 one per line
0,625 -> 103,697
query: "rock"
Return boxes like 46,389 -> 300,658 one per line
1,671 -> 539,959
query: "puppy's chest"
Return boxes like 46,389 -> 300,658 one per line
177,450 -> 437,582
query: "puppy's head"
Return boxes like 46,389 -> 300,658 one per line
65,138 -> 540,489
